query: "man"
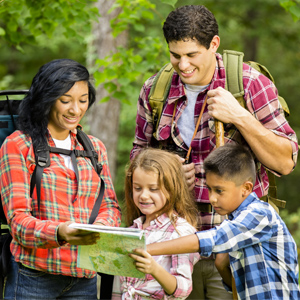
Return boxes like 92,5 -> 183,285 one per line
130,5 -> 298,300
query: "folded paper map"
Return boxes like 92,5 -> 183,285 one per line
69,223 -> 146,278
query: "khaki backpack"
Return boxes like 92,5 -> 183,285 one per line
148,50 -> 289,211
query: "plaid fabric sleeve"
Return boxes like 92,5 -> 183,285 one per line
0,134 -> 60,249
196,209 -> 274,256
244,66 -> 298,172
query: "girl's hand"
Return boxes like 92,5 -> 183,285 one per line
130,247 -> 177,295
130,248 -> 158,275
57,221 -> 100,245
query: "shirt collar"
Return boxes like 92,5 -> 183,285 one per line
132,213 -> 173,229
228,192 -> 257,220
46,125 -> 82,147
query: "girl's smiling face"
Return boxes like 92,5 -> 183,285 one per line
132,167 -> 167,228
48,81 -> 89,140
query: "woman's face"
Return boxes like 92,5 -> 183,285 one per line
48,81 -> 89,140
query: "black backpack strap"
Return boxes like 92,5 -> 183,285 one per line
88,179 -> 105,224
76,128 -> 112,300
30,130 -> 105,221
76,129 -> 105,223
76,129 -> 102,175
30,144 -> 51,218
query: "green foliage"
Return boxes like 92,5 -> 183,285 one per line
94,0 -> 171,104
0,0 -> 99,50
279,0 -> 300,21
281,208 -> 300,258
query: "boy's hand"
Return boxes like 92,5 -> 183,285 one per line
215,253 -> 232,289
130,248 -> 158,275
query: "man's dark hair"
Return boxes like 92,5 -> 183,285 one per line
204,143 -> 256,185
18,59 -> 96,147
163,5 -> 219,49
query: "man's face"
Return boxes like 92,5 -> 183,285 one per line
168,36 -> 219,86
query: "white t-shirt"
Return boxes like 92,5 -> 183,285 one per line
53,134 -> 74,171
177,84 -> 209,147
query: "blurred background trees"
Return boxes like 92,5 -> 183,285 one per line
1,0 -> 300,241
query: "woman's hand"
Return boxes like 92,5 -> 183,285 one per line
57,221 -> 100,245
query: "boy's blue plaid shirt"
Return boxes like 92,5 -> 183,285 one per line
196,193 -> 300,300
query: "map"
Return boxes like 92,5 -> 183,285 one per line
69,223 -> 146,278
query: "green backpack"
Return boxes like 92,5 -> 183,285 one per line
148,50 -> 289,210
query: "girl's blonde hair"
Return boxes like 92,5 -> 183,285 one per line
125,148 -> 198,228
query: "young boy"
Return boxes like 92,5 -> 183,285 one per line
133,143 -> 300,299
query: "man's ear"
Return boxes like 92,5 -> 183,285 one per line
242,181 -> 253,198
210,35 -> 220,53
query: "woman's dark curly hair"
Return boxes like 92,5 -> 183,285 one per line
163,5 -> 219,49
18,59 -> 96,147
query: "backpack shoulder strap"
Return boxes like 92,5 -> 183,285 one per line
222,50 -> 245,108
223,50 -> 287,209
30,130 -> 104,221
76,128 -> 102,175
76,128 -> 105,224
246,61 -> 290,117
148,63 -> 174,137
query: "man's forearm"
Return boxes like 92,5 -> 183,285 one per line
234,112 -> 294,175
147,234 -> 199,256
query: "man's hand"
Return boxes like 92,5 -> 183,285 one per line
207,87 -> 249,124
176,155 -> 195,190
57,221 -> 100,245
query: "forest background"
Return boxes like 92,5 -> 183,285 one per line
1,0 -> 300,251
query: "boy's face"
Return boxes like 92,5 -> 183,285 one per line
168,36 -> 219,86
205,172 -> 246,215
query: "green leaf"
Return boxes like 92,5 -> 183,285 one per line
290,5 -> 300,20
160,0 -> 178,8
104,82 -> 117,93
0,27 -> 5,36
113,91 -> 130,103
133,23 -> 145,32
99,96 -> 110,103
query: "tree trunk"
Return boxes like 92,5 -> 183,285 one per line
86,0 -> 127,181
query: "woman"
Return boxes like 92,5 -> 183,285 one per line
0,59 -> 121,299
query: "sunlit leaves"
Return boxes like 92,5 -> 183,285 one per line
279,0 -> 300,21
0,0 -> 99,47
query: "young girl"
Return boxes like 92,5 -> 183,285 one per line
113,148 -> 200,300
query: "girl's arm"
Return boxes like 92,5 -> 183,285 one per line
130,249 -> 177,295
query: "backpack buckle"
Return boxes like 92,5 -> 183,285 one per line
37,156 -> 49,167
96,163 -> 102,175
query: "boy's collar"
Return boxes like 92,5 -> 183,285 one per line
228,192 -> 257,220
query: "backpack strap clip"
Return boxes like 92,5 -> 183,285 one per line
35,146 -> 51,168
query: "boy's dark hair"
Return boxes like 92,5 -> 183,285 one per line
163,5 -> 219,49
18,59 -> 96,148
204,143 -> 256,185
